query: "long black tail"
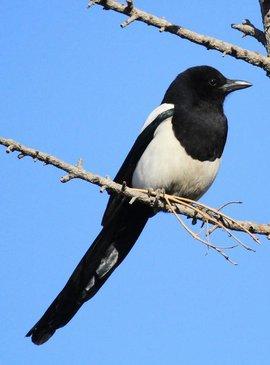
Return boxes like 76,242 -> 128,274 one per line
26,200 -> 152,345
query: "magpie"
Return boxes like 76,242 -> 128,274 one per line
26,65 -> 251,345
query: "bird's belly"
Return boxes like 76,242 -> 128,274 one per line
132,119 -> 220,200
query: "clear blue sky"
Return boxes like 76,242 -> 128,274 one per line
1,1 -> 270,364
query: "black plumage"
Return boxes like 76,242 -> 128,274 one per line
26,66 -> 251,345
163,66 -> 229,161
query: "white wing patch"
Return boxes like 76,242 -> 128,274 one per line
85,276 -> 95,292
96,245 -> 119,278
141,103 -> 174,131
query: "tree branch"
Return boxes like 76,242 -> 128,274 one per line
1,136 -> 270,241
88,0 -> 270,75
231,19 -> 266,47
259,0 -> 270,55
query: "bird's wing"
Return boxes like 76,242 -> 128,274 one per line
102,106 -> 174,227
26,105 -> 174,345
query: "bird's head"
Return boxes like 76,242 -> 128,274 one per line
163,65 -> 252,105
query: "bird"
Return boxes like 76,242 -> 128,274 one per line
26,65 -> 251,345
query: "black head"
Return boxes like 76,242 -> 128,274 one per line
162,65 -> 252,105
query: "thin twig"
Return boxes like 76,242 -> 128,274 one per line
202,202 -> 242,237
172,200 -> 255,252
231,19 -> 266,46
89,0 -> 270,74
217,201 -> 243,211
133,188 -> 260,244
164,195 -> 237,264
167,195 -> 260,244
121,14 -> 138,28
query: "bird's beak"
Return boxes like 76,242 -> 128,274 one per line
220,79 -> 252,93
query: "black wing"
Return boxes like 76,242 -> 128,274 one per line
26,107 -> 174,345
102,108 -> 174,226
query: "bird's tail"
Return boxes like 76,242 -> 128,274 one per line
26,201 -> 152,345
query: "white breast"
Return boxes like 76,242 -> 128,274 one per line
132,112 -> 220,200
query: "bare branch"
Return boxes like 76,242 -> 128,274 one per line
231,19 -> 266,46
1,136 -> 270,241
88,0 -> 270,74
259,0 -> 270,55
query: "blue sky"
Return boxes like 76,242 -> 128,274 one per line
1,1 -> 270,364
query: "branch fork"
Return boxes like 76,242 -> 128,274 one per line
61,158 -> 85,183
231,19 -> 266,47
87,0 -> 270,75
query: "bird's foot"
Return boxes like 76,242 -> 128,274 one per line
148,188 -> 166,210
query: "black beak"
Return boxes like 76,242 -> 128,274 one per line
220,79 -> 252,93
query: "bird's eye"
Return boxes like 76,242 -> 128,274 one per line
209,78 -> 217,87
